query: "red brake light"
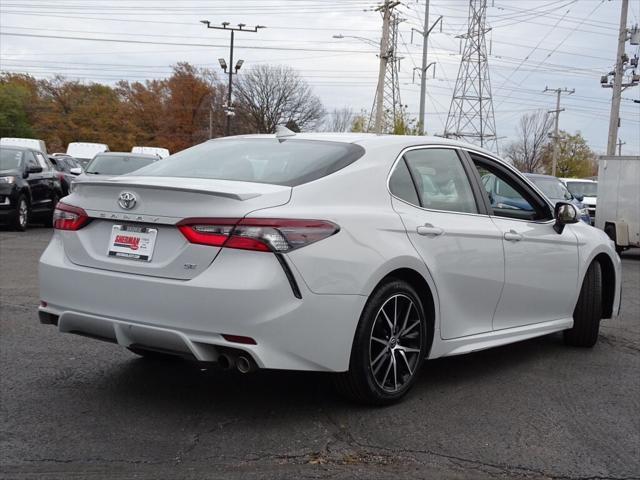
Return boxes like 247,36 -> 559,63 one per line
53,202 -> 90,231
178,218 -> 339,252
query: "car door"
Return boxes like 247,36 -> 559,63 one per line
389,146 -> 505,339
33,151 -> 57,205
468,153 -> 580,330
23,151 -> 47,208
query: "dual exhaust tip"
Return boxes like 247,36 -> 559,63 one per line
217,353 -> 255,374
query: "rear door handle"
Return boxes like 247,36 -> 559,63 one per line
503,230 -> 523,242
417,224 -> 444,237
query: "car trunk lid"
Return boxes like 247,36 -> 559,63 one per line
61,176 -> 291,280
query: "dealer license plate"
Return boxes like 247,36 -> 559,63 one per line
107,225 -> 157,262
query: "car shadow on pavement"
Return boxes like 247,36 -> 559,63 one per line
88,332 -> 570,413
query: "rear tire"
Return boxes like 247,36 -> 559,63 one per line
334,279 -> 428,405
12,195 -> 29,231
564,261 -> 602,347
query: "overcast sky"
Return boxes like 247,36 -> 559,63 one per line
1,0 -> 639,154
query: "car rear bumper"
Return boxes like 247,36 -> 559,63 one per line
38,233 -> 366,372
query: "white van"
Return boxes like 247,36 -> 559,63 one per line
66,142 -> 109,166
596,155 -> 640,252
1,137 -> 47,154
131,146 -> 170,159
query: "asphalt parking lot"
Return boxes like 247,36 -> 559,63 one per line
1,227 -> 639,480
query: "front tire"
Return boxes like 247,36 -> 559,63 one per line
12,195 -> 29,231
564,261 -> 602,347
335,279 -> 428,405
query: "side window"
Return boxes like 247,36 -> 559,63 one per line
389,158 -> 420,205
404,148 -> 478,214
24,151 -> 39,169
34,152 -> 49,170
471,157 -> 551,221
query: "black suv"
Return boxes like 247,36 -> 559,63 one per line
0,146 -> 63,231
48,155 -> 82,195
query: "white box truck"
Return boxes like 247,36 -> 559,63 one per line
131,146 -> 170,158
0,137 -> 47,154
66,142 -> 109,167
596,155 -> 640,252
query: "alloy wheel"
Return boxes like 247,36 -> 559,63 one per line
369,294 -> 423,393
18,200 -> 28,228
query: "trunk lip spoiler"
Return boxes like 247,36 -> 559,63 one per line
73,180 -> 287,201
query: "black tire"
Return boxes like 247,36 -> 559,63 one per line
11,195 -> 29,231
43,193 -> 59,228
334,279 -> 429,405
564,261 -> 602,347
127,347 -> 183,361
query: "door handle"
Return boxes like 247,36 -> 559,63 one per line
417,224 -> 444,237
503,230 -> 523,242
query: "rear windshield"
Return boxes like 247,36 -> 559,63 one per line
0,148 -> 24,170
86,155 -> 156,175
132,139 -> 365,187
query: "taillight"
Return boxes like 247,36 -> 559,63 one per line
178,218 -> 339,252
53,202 -> 90,231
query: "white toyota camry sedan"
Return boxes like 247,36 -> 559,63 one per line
39,133 -> 621,404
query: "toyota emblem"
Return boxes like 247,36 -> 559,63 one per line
118,191 -> 137,210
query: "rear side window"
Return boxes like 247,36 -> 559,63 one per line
389,159 -> 420,205
403,148 -> 478,214
133,139 -> 365,187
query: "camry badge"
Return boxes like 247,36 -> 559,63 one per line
118,191 -> 137,210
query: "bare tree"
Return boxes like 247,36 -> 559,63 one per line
234,65 -> 324,133
504,111 -> 553,173
322,107 -> 355,132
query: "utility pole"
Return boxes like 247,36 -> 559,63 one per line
544,86 -> 574,177
617,139 -> 625,155
201,20 -> 264,136
372,1 -> 400,134
412,1 -> 443,135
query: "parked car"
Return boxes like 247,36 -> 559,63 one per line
0,145 -> 63,231
595,155 -> 640,253
523,173 -> 591,224
65,142 -> 109,168
561,178 -> 597,224
131,146 -> 170,159
39,134 -> 621,404
48,155 -> 82,196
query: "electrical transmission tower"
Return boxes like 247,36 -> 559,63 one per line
369,1 -> 404,134
444,0 -> 498,152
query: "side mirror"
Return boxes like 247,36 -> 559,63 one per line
575,194 -> 584,202
69,167 -> 82,175
553,202 -> 579,234
26,165 -> 43,174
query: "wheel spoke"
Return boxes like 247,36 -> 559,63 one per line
371,347 -> 388,370
392,352 -> 398,391
371,336 -> 387,346
381,309 -> 393,333
381,354 -> 393,387
398,350 -> 413,376
399,346 -> 421,354
400,320 -> 420,338
393,296 -> 398,332
400,301 -> 412,336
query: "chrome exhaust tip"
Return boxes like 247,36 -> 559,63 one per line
236,355 -> 254,374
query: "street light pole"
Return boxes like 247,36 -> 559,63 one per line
201,21 -> 264,137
